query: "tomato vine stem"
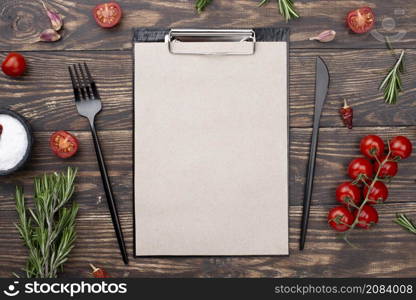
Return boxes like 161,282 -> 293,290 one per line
343,147 -> 392,242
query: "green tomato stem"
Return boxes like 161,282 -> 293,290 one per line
344,149 -> 391,238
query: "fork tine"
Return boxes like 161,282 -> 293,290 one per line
68,66 -> 81,102
83,62 -> 100,99
72,64 -> 86,100
77,63 -> 92,99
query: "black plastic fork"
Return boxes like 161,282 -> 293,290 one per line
69,63 -> 128,264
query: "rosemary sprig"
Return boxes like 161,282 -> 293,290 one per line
15,167 -> 78,278
259,0 -> 300,22
195,0 -> 212,13
395,213 -> 416,234
379,49 -> 405,104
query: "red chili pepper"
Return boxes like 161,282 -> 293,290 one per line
0,124 -> 3,136
340,99 -> 353,129
90,264 -> 110,278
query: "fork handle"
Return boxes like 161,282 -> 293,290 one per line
89,122 -> 129,265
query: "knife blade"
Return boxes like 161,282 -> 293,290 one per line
300,56 -> 330,250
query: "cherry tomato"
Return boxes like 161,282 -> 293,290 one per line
93,2 -> 122,28
360,135 -> 385,159
327,206 -> 354,232
363,181 -> 388,204
373,156 -> 398,178
347,158 -> 373,180
336,182 -> 361,207
1,52 -> 26,77
50,131 -> 79,159
389,136 -> 412,160
346,7 -> 375,34
353,205 -> 378,229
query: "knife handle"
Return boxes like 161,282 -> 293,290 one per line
299,123 -> 320,250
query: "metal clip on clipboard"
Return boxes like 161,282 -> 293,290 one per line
166,29 -> 256,55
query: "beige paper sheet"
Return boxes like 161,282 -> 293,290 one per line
134,41 -> 288,256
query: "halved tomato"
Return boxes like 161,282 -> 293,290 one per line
50,131 -> 79,159
346,7 -> 375,34
93,2 -> 122,28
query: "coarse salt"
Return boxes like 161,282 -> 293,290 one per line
0,114 -> 29,171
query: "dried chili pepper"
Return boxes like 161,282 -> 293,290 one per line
0,124 -> 3,136
90,264 -> 110,278
340,99 -> 353,129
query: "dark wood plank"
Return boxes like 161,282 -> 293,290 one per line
0,0 -> 414,51
0,51 -> 132,131
1,203 -> 415,278
0,127 -> 415,211
290,49 -> 416,128
1,49 -> 416,131
1,0 -> 415,279
0,130 -> 133,211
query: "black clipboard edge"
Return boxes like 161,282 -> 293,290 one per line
133,27 -> 289,42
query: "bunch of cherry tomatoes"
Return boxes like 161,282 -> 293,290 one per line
328,135 -> 412,233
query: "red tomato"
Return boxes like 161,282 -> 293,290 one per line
327,206 -> 354,232
93,2 -> 122,28
336,182 -> 361,207
373,156 -> 398,178
363,181 -> 388,204
346,7 -> 375,34
1,52 -> 26,77
50,131 -> 79,159
389,136 -> 412,160
360,135 -> 385,159
353,205 -> 378,229
347,158 -> 373,180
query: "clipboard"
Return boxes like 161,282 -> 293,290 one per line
133,28 -> 289,256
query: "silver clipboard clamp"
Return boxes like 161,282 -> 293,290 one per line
166,29 -> 256,56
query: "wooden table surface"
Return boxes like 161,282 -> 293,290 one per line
1,0 -> 416,278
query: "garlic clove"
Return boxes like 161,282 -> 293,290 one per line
39,29 -> 61,42
42,0 -> 64,31
309,30 -> 336,43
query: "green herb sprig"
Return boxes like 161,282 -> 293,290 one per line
395,213 -> 416,234
259,0 -> 300,22
15,167 -> 78,278
195,0 -> 212,13
379,49 -> 405,105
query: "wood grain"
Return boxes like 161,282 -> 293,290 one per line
0,203 -> 415,278
1,49 -> 416,131
1,0 -> 416,279
0,0 -> 415,51
0,127 -> 415,211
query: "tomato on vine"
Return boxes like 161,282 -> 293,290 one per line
374,156 -> 398,178
330,135 -> 412,243
363,181 -> 389,204
360,135 -> 385,159
353,205 -> 379,229
336,182 -> 361,207
327,206 -> 354,232
389,136 -> 412,160
347,157 -> 373,180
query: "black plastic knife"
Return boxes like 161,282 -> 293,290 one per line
300,56 -> 330,250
